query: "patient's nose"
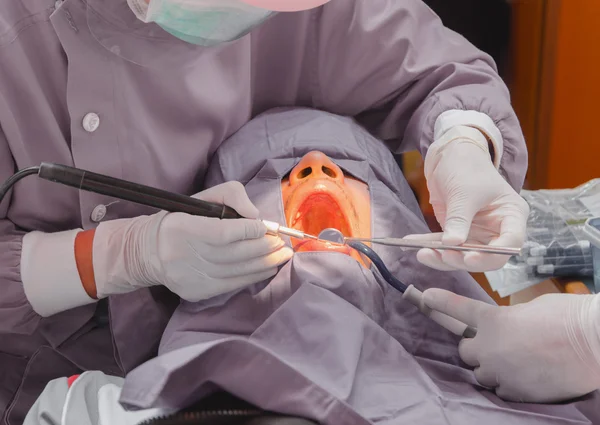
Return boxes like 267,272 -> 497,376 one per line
289,151 -> 344,186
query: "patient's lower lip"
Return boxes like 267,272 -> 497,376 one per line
295,239 -> 352,255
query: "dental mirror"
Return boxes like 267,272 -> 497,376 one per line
318,228 -> 345,244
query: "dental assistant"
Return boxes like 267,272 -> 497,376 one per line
421,288 -> 600,404
0,0 -> 529,421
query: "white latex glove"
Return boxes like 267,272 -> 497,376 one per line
93,181 -> 293,302
423,288 -> 600,403
406,125 -> 529,272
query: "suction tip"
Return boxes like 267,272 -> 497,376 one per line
318,228 -> 345,244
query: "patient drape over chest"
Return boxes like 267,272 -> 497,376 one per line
120,109 -> 599,425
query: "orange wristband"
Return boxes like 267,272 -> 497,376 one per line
74,229 -> 98,299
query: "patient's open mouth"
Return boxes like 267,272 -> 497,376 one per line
290,192 -> 353,255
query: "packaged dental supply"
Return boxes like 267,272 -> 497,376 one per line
583,217 -> 600,294
486,179 -> 600,297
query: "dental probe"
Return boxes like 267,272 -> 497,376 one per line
0,163 -> 317,240
343,237 -> 522,256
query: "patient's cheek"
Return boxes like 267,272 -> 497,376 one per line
346,179 -> 371,228
345,179 -> 370,208
281,178 -> 292,202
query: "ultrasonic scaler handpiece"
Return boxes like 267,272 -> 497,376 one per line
0,163 -> 321,244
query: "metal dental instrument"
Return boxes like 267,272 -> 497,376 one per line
317,228 -> 346,244
0,163 -> 316,241
318,228 -> 477,338
343,236 -> 522,256
262,220 -> 318,241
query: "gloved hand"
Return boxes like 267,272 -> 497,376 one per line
423,288 -> 600,403
93,181 -> 293,302
406,125 -> 529,272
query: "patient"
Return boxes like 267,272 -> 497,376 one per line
25,109 -> 600,425
282,150 -> 371,266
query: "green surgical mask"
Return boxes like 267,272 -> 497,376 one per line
127,0 -> 276,46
